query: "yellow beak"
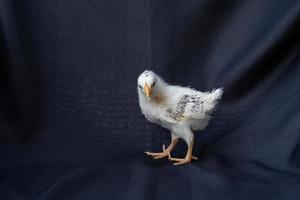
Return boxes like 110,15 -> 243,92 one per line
144,83 -> 152,97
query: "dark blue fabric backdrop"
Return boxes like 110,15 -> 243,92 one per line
1,0 -> 300,199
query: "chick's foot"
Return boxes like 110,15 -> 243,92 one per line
168,155 -> 198,165
145,151 -> 170,159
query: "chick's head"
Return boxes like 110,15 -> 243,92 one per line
137,70 -> 157,100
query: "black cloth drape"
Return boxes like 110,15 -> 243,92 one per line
1,0 -> 300,199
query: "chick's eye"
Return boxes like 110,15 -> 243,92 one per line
138,85 -> 142,89
152,82 -> 155,87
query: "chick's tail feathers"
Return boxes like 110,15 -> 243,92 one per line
210,88 -> 223,102
204,88 -> 224,112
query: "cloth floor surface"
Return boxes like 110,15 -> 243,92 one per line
1,0 -> 300,199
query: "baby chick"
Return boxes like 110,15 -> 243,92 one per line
138,70 -> 223,165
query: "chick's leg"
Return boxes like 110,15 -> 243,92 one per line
169,141 -> 198,165
168,132 -> 198,165
145,138 -> 178,160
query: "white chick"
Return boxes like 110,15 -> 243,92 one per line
138,70 -> 223,165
